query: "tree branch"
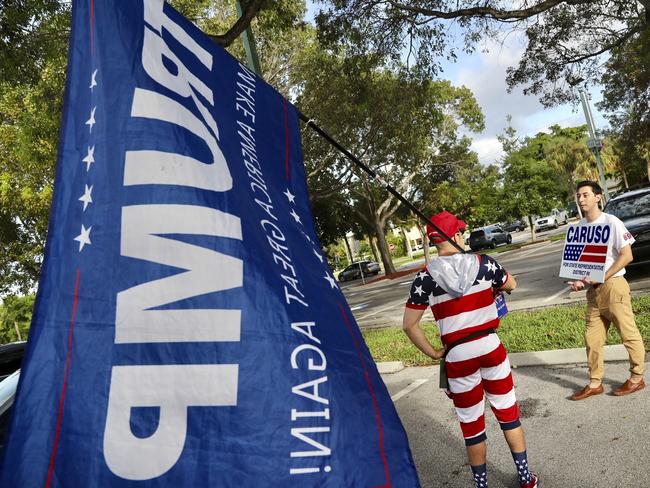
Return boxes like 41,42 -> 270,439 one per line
388,0 -> 592,22
206,0 -> 266,47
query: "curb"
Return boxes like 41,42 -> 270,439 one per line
376,344 -> 640,373
508,344 -> 633,367
376,361 -> 405,374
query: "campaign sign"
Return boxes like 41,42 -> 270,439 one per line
495,293 -> 508,319
0,1 -> 420,486
559,223 -> 612,283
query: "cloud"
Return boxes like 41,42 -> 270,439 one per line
446,37 -> 607,165
470,137 -> 504,166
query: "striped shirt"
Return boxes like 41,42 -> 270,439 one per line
405,254 -> 509,345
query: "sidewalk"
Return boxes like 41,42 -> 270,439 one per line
380,352 -> 650,487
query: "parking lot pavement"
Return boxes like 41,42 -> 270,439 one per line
382,360 -> 650,487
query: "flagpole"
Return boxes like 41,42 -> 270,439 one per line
297,112 -> 465,253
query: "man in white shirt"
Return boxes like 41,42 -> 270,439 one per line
568,180 -> 645,400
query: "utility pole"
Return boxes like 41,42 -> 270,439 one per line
579,89 -> 610,202
235,0 -> 262,76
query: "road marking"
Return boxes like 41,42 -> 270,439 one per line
391,379 -> 429,402
543,285 -> 572,302
350,302 -> 369,311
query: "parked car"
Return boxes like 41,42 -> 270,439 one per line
603,186 -> 650,265
534,208 -> 569,231
504,219 -> 527,232
567,201 -> 579,218
0,341 -> 25,451
468,225 -> 512,251
338,260 -> 381,282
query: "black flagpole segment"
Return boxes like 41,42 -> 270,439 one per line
297,111 -> 466,254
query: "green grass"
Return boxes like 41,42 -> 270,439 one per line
362,294 -> 650,366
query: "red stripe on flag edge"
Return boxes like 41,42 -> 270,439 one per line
579,254 -> 607,263
90,0 -> 95,54
45,270 -> 81,488
339,303 -> 392,488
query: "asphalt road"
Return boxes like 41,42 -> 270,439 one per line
382,360 -> 650,488
342,225 -> 650,329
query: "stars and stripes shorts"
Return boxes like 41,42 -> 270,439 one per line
445,333 -> 520,446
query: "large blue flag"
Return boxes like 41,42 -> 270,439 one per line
0,1 -> 420,486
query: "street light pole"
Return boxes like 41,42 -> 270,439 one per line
578,89 -> 610,202
235,0 -> 262,76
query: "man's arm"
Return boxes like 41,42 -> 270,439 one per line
499,273 -> 517,293
402,307 -> 445,360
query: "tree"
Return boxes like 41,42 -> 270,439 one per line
315,1 -> 650,106
0,0 -> 69,84
0,1 -> 307,295
294,49 -> 484,274
598,28 -> 650,183
502,132 -> 570,241
0,18 -> 69,295
0,294 -> 35,343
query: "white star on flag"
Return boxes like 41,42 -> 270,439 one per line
486,261 -> 497,273
284,188 -> 296,203
290,209 -> 302,224
74,224 -> 92,251
417,271 -> 428,280
324,273 -> 337,289
86,106 -> 96,132
302,231 -> 313,243
82,145 -> 95,171
78,184 -> 93,211
476,276 -> 491,286
313,248 -> 324,263
89,69 -> 98,91
414,285 -> 425,296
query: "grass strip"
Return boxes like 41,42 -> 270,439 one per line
362,294 -> 650,366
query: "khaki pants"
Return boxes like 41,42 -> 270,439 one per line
585,276 -> 645,382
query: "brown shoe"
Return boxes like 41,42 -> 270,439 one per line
570,384 -> 604,401
612,379 -> 646,396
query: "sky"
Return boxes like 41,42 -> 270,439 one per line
304,2 -> 609,167
438,38 -> 608,166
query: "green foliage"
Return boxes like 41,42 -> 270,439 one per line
315,1 -> 648,107
0,47 -> 68,295
294,47 -> 484,272
599,29 -> 650,184
0,0 -> 70,85
0,295 -> 35,343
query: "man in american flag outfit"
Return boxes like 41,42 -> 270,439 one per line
402,211 -> 538,488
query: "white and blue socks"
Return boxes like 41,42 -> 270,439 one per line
471,463 -> 488,488
512,450 -> 532,485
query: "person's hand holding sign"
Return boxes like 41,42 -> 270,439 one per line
566,277 -> 598,291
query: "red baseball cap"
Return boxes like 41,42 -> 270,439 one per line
426,211 -> 467,244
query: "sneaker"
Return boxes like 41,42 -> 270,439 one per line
520,473 -> 539,488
